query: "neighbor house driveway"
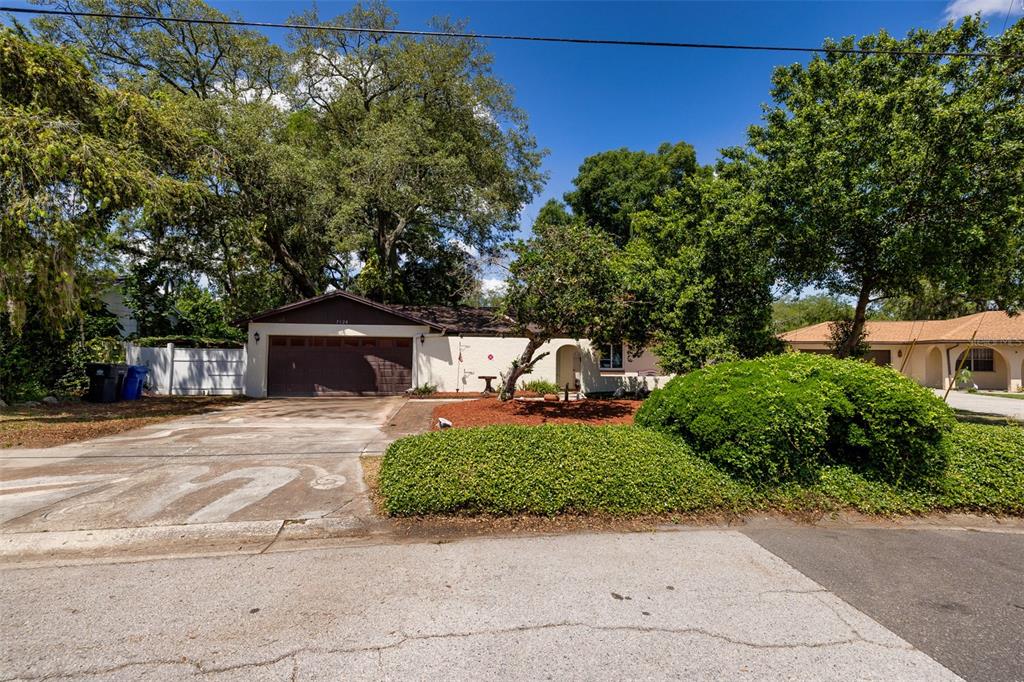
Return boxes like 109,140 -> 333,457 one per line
0,398 -> 407,536
937,390 -> 1024,421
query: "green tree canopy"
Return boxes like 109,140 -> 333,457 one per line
288,3 -> 546,302
750,18 -> 1024,356
565,141 -> 698,246
614,156 -> 779,372
0,28 -> 201,332
32,0 -> 544,309
772,294 -> 854,333
497,220 -> 622,400
33,0 -> 286,100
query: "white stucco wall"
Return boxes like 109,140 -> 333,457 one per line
415,336 -> 669,394
243,322 -> 672,397
786,341 -> 1024,392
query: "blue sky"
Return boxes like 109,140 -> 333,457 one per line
6,0 -> 1020,238
203,0 -> 1019,234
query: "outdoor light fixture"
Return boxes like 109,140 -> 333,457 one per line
418,333 -> 425,345
253,332 -> 260,343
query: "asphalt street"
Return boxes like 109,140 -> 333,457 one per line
743,526 -> 1024,682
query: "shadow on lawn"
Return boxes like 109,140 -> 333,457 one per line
0,396 -> 245,425
510,400 -> 637,421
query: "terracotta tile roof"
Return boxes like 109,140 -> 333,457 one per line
781,311 -> 1024,345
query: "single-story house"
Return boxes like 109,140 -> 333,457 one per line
240,290 -> 671,397
781,312 -> 1024,392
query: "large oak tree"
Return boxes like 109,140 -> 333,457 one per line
289,3 -> 545,302
750,19 -> 1024,356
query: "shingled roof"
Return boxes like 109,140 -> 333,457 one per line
781,311 -> 1024,345
391,305 -> 516,336
237,290 -> 519,335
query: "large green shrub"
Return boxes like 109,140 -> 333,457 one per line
635,353 -> 954,484
379,425 -> 741,516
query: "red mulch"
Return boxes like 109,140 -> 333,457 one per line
410,391 -> 542,400
432,397 -> 640,428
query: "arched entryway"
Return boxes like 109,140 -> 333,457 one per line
924,346 -> 944,388
555,344 -> 582,392
955,347 -> 1009,390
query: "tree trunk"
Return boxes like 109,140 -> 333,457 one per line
499,335 -> 550,401
265,228 -> 319,299
838,280 -> 874,359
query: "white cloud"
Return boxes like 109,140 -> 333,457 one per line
480,277 -> 507,294
944,0 -> 1021,21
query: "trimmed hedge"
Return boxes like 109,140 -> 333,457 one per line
379,425 -> 741,516
377,423 -> 1023,517
635,353 -> 955,484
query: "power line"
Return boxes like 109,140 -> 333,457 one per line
1,5 -> 1017,59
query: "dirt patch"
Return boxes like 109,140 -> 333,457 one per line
382,400 -> 450,439
361,455 -> 385,514
432,397 -> 640,428
0,396 -> 245,449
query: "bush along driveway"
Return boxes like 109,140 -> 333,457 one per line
379,356 -> 1024,518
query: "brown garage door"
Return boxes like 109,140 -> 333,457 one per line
267,336 -> 413,396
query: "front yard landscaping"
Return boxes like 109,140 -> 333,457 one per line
380,355 -> 1024,519
432,397 -> 639,428
379,422 -> 1023,517
0,396 -> 244,448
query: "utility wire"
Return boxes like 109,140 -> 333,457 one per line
1,5 -> 1018,59
1000,0 -> 1017,33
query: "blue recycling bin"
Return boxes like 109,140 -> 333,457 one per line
120,365 -> 149,401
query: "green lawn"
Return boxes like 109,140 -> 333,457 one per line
379,422 -> 1023,517
979,391 -> 1024,401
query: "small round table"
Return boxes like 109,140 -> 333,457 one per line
479,375 -> 497,394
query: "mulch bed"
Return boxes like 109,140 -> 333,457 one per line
432,397 -> 640,429
410,391 -> 542,400
0,395 -> 244,449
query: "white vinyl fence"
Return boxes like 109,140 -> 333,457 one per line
126,343 -> 246,395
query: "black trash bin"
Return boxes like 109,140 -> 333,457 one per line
85,363 -> 129,403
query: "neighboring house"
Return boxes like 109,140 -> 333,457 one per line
240,290 -> 670,397
99,286 -> 138,338
781,312 -> 1024,392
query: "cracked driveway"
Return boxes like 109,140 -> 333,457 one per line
0,398 -> 407,535
0,530 -> 960,681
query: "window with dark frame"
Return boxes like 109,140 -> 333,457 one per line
961,348 -> 995,372
599,343 -> 624,370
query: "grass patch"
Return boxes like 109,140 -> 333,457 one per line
379,422 -> 1023,517
978,391 -> 1024,401
0,396 -> 245,448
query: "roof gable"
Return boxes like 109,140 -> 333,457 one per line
242,291 -> 444,330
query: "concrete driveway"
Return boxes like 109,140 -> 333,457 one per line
937,389 -> 1024,421
0,398 -> 407,537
